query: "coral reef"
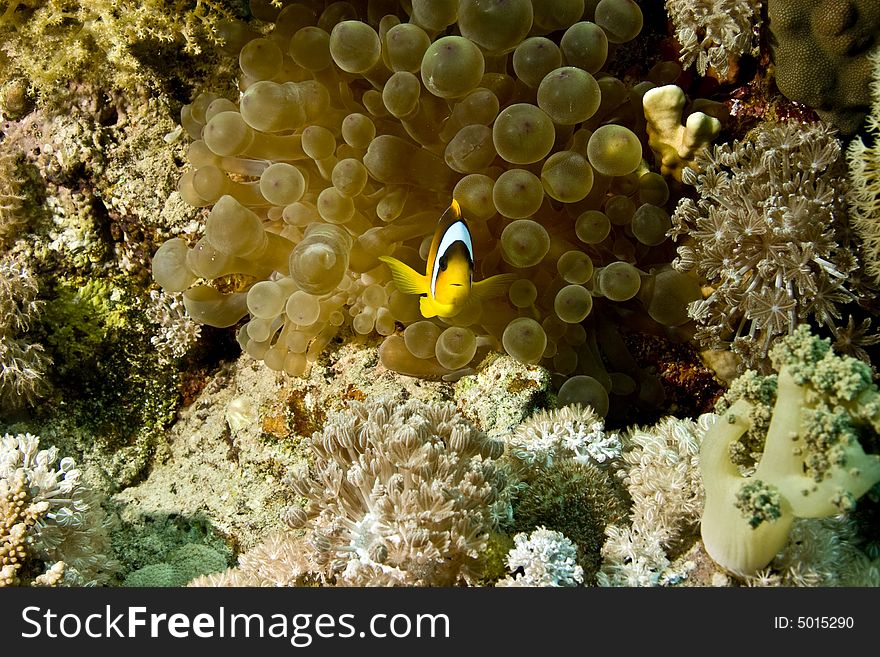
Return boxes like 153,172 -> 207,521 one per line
767,0 -> 880,135
151,0 -> 702,419
284,396 -> 512,586
846,47 -> 880,285
1,0 -> 879,594
700,325 -> 880,576
642,84 -> 723,181
0,433 -> 116,586
665,0 -> 761,79
496,527 -> 584,587
122,543 -> 228,586
598,414 -> 710,586
0,0 -> 241,97
671,120 -> 858,368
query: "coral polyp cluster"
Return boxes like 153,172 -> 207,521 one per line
151,0 -> 704,416
670,120 -> 859,367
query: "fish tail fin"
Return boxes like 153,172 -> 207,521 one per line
379,255 -> 429,296
472,273 -> 518,301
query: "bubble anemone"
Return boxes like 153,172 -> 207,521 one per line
597,261 -> 642,301
154,1 -> 679,417
557,375 -> 609,416
457,0 -> 534,54
594,0 -> 643,44
420,36 -> 485,99
587,125 -> 643,177
503,318 -> 548,364
501,220 -> 551,267
493,103 -> 556,165
537,66 -> 601,125
493,169 -> 545,219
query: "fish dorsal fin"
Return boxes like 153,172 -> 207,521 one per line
378,255 -> 429,295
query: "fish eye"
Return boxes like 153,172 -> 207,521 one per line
439,255 -> 448,271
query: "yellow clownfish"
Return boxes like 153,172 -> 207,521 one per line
379,200 -> 516,318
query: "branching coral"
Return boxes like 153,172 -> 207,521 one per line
598,414 -> 711,586
496,526 -> 584,587
846,47 -> 880,284
671,120 -> 858,368
642,84 -> 722,181
284,396 -> 513,586
0,433 -> 116,585
0,250 -> 50,409
699,325 -> 880,577
665,0 -> 761,79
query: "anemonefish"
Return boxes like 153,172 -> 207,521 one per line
379,200 -> 516,318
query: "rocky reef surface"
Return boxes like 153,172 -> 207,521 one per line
1,1 -> 879,588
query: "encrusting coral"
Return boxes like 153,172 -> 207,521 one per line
0,0 -> 240,97
151,0 -> 706,418
283,396 -> 513,586
699,325 -> 880,577
122,543 -> 227,586
0,433 -> 116,586
767,0 -> 880,135
670,119 -> 859,368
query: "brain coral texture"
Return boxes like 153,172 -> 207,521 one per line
152,0 -> 701,418
767,0 -> 880,135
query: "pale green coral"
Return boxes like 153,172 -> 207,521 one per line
122,543 -> 228,586
700,325 -> 880,577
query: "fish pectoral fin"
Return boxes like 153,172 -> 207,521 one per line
419,296 -> 440,318
379,256 -> 429,296
472,273 -> 518,301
